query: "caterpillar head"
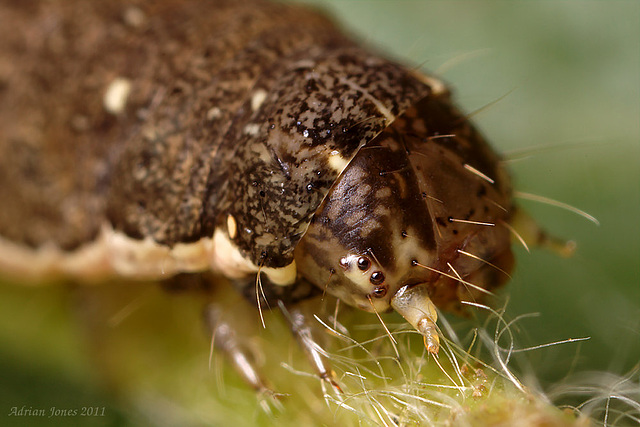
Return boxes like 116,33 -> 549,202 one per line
294,96 -> 514,353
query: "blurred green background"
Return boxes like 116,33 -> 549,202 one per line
1,1 -> 638,426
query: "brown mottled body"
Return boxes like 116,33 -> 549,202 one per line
0,0 -> 343,250
0,0 -> 516,377
0,0 -> 427,260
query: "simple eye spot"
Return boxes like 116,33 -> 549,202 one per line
372,285 -> 388,298
339,255 -> 387,294
370,271 -> 385,285
357,256 -> 371,271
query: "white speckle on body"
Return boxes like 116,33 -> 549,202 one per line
123,6 -> 146,28
243,123 -> 260,136
227,214 -> 237,239
251,89 -> 268,111
291,59 -> 316,70
103,77 -> 132,115
328,149 -> 349,172
206,107 -> 222,121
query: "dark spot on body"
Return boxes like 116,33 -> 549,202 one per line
305,79 -> 319,93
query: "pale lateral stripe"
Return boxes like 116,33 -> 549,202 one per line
0,224 -> 213,283
0,224 -> 297,286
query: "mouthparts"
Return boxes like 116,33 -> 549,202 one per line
390,283 -> 440,354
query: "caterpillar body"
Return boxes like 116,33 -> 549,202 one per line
0,0 -> 524,390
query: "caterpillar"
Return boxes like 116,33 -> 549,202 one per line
1,0 -> 613,412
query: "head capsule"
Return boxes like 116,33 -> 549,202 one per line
294,95 -> 515,352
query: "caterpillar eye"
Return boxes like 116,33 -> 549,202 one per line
370,271 -> 385,285
372,285 -> 388,298
357,256 -> 371,271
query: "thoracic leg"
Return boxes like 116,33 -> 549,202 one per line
203,304 -> 274,396
278,301 -> 342,394
212,275 -> 339,395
